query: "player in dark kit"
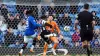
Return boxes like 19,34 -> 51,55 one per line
74,4 -> 95,56
37,15 -> 66,56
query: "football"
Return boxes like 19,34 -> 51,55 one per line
64,26 -> 70,32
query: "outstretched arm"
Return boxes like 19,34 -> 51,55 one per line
54,22 -> 60,34
30,16 -> 42,29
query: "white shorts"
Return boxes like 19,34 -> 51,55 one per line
24,33 -> 37,43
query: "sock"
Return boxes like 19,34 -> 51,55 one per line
51,43 -> 58,55
86,46 -> 90,56
19,49 -> 23,53
30,45 -> 34,50
52,48 -> 57,55
88,45 -> 92,54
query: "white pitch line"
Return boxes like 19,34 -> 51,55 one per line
36,49 -> 68,56
36,50 -> 52,56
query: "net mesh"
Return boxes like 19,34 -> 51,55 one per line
0,0 -> 100,55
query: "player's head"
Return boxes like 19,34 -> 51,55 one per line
26,10 -> 35,17
47,15 -> 54,21
23,9 -> 27,14
41,15 -> 47,20
84,3 -> 89,10
45,23 -> 52,31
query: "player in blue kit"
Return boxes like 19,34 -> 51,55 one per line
19,10 -> 41,56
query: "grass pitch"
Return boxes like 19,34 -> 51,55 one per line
4,54 -> 100,56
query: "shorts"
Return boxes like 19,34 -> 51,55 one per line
40,30 -> 57,44
43,37 -> 52,44
24,33 -> 37,43
80,29 -> 93,42
42,33 -> 57,44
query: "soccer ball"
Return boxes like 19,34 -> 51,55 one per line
64,26 -> 70,32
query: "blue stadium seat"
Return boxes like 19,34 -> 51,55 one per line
96,14 -> 100,17
94,26 -> 100,30
7,5 -> 17,15
77,5 -> 83,12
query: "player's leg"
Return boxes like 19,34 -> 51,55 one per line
19,36 -> 29,56
88,31 -> 93,54
81,38 -> 91,56
85,40 -> 92,56
80,30 -> 90,56
30,37 -> 38,52
50,36 -> 59,55
50,37 -> 58,49
82,40 -> 91,56
87,41 -> 92,54
80,30 -> 88,48
82,40 -> 88,48
81,30 -> 93,56
81,40 -> 91,56
87,38 -> 93,56
86,30 -> 93,56
30,33 -> 37,52
43,42 -> 48,56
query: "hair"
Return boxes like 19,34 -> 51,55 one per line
26,10 -> 33,15
48,14 -> 54,18
41,15 -> 47,20
26,10 -> 35,16
45,23 -> 52,28
84,3 -> 89,9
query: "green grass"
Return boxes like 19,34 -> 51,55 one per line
4,54 -> 100,56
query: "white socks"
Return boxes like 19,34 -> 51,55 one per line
51,48 -> 57,55
30,45 -> 34,50
19,49 -> 23,54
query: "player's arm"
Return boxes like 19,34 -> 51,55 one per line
54,21 -> 63,39
30,16 -> 42,28
54,21 -> 60,34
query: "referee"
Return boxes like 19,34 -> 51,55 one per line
74,3 -> 95,56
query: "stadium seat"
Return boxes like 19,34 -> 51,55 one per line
7,5 -> 17,15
